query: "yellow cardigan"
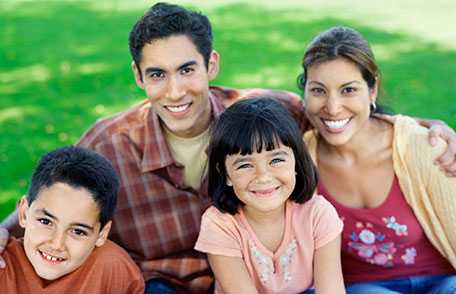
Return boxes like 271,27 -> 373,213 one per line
303,115 -> 456,269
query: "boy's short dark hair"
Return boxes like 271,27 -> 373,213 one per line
129,2 -> 213,77
27,146 -> 119,229
207,97 -> 318,215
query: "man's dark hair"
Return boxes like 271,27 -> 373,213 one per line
129,2 -> 213,78
27,146 -> 119,229
207,97 -> 318,215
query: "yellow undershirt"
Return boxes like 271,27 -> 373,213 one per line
164,127 -> 210,190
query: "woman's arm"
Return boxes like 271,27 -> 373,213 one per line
208,254 -> 258,294
415,118 -> 456,176
313,235 -> 346,294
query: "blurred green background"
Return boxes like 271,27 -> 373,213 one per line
1,0 -> 455,219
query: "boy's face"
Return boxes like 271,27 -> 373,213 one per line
18,182 -> 111,280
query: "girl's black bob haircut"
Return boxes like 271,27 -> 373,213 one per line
207,97 -> 318,215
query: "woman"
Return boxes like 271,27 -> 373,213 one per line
299,26 -> 456,293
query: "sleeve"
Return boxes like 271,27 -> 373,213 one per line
194,207 -> 243,258
396,116 -> 456,263
311,195 -> 343,249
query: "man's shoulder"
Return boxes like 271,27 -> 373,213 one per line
78,99 -> 151,148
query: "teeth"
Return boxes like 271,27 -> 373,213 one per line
166,104 -> 190,113
41,251 -> 64,262
323,118 -> 350,129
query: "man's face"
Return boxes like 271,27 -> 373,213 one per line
133,35 -> 219,138
18,182 -> 111,280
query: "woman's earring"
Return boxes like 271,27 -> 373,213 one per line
370,101 -> 377,113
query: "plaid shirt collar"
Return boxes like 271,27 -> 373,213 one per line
140,89 -> 225,173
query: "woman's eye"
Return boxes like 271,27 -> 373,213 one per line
310,87 -> 325,95
342,87 -> 357,94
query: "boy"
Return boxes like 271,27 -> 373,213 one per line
0,146 -> 144,293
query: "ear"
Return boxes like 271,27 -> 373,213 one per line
369,78 -> 379,104
226,176 -> 233,187
18,196 -> 29,229
207,50 -> 220,81
95,220 -> 112,247
132,61 -> 145,90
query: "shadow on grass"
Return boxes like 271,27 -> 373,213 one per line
0,2 -> 455,218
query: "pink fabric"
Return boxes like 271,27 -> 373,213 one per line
318,175 -> 455,283
195,195 -> 343,294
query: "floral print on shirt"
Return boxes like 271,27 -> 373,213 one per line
347,217 -> 416,267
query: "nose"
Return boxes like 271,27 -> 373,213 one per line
254,164 -> 272,183
49,230 -> 66,251
325,94 -> 342,116
166,75 -> 185,101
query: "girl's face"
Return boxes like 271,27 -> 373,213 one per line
303,57 -> 377,147
224,142 -> 296,217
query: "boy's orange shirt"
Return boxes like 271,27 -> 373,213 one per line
0,238 -> 145,294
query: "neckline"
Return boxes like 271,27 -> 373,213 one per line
238,201 -> 293,259
318,175 -> 398,211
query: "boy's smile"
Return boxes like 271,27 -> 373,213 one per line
18,182 -> 109,280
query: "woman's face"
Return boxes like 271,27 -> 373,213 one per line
303,57 -> 377,147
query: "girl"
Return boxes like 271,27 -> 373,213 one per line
195,97 -> 345,294
299,26 -> 456,293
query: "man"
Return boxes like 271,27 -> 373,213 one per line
2,2 -> 456,293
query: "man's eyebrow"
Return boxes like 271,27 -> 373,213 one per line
178,60 -> 197,71
144,67 -> 165,75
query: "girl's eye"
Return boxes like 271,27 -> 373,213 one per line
271,158 -> 285,165
236,163 -> 252,170
72,228 -> 88,237
37,218 -> 52,226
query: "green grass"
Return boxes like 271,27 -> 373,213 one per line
1,1 -> 455,219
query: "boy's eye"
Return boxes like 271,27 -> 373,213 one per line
72,228 -> 88,237
37,218 -> 52,226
